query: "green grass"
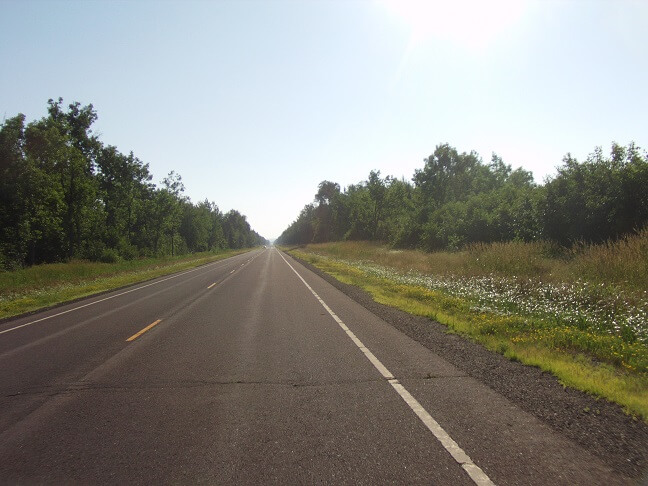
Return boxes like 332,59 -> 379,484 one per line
0,248 -> 253,319
287,240 -> 648,422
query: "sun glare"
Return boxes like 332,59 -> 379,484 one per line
383,0 -> 527,51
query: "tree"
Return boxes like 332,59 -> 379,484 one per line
156,171 -> 185,256
0,114 -> 29,267
543,143 -> 648,245
0,99 -> 267,268
180,199 -> 212,252
96,147 -> 153,256
366,170 -> 387,239
313,181 -> 341,243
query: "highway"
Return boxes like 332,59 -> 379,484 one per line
0,248 -> 632,484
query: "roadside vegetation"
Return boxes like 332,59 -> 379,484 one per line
286,233 -> 648,421
0,99 -> 267,271
277,140 -> 648,420
0,248 -> 252,319
277,143 -> 647,252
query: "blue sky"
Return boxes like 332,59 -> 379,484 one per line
1,0 -> 647,240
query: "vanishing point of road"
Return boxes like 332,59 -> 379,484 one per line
0,248 -> 632,484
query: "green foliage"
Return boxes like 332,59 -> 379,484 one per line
221,209 -> 266,249
99,248 -> 121,264
0,99 -> 267,270
543,143 -> 648,245
276,142 -> 647,254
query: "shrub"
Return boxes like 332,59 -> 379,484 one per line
117,240 -> 139,261
99,248 -> 121,264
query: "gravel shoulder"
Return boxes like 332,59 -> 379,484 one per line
289,252 -> 648,482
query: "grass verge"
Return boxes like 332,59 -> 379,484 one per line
288,246 -> 648,422
0,248 -> 253,320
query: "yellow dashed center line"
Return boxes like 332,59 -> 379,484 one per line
126,319 -> 162,342
126,256 -> 256,341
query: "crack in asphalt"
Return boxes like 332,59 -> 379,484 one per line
3,374 -> 469,398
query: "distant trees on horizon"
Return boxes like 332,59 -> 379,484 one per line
276,142 -> 648,250
0,98 -> 267,270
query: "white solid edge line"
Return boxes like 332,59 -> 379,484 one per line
277,250 -> 495,486
0,250 -> 260,336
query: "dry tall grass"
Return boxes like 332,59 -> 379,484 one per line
563,226 -> 648,291
306,227 -> 648,294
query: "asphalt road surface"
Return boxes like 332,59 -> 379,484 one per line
0,248 -> 634,484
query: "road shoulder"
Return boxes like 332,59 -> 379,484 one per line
285,251 -> 648,482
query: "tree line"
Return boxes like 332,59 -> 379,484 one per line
277,143 -> 648,250
0,99 -> 267,269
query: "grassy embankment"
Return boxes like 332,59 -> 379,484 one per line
0,248 -> 253,320
286,228 -> 648,421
